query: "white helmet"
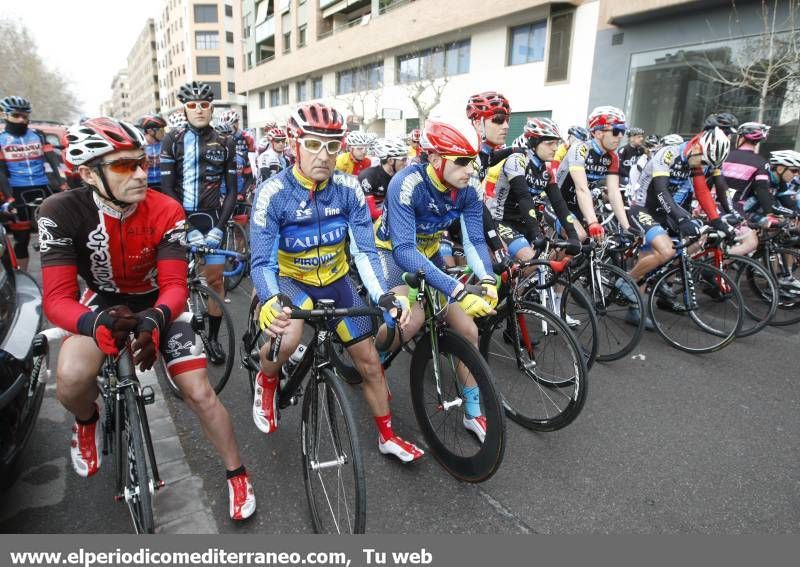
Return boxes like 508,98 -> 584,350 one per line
523,117 -> 562,141
167,111 -> 188,130
660,134 -> 684,146
371,138 -> 409,160
256,135 -> 270,153
345,131 -> 373,147
511,134 -> 527,149
770,150 -> 800,168
65,117 -> 146,166
698,127 -> 730,167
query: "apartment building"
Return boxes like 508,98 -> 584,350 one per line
235,0 -> 601,139
156,0 -> 246,118
127,19 -> 161,121
110,69 -> 131,122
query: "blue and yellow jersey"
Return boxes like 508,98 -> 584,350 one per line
374,162 -> 493,297
250,166 -> 388,303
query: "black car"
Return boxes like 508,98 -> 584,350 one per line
0,224 -> 45,489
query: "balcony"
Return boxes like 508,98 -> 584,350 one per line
255,16 -> 275,43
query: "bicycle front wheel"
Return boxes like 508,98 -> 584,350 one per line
223,221 -> 249,292
410,329 -> 505,483
479,301 -> 587,431
725,254 -> 778,336
187,283 -> 235,397
301,368 -> 366,534
758,247 -> 800,327
123,387 -> 155,534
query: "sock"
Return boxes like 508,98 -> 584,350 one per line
463,386 -> 481,419
226,465 -> 246,479
76,406 -> 99,425
208,314 -> 222,340
375,413 -> 394,442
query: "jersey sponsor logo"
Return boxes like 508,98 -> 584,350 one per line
361,178 -> 372,191
165,335 -> 195,359
204,148 -> 226,162
578,144 -> 589,159
295,200 -> 313,219
663,150 -> 675,164
86,220 -> 118,293
399,172 -> 422,206
1,142 -> 44,160
293,252 -> 336,266
324,207 -> 341,216
283,226 -> 347,250
37,217 -> 72,252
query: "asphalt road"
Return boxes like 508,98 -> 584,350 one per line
2,262 -> 799,534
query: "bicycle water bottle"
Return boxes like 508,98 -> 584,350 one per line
281,344 -> 306,380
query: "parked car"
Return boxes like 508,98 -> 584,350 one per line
0,224 -> 46,489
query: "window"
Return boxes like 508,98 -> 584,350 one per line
297,25 -> 307,48
226,31 -> 234,43
194,4 -> 217,23
397,40 -> 470,83
546,10 -> 573,82
225,4 -> 233,17
206,82 -> 222,100
281,85 -> 289,104
296,81 -> 307,102
195,31 -> 219,50
337,62 -> 383,95
259,91 -> 266,109
228,81 -> 236,93
508,21 -> 546,65
227,56 -> 235,68
197,56 -> 220,74
269,88 -> 280,106
312,77 -> 323,99
283,32 -> 291,53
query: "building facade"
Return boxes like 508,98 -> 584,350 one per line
110,69 -> 131,122
156,0 -> 246,119
236,0 -> 600,139
127,19 -> 161,121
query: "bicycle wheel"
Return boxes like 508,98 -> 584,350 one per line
410,329 -> 505,483
301,368 -> 366,534
223,221 -> 249,292
478,301 -> 588,431
648,263 -> 743,353
758,247 -> 800,326
122,387 -> 155,534
572,262 -> 645,361
725,254 -> 778,336
243,295 -> 265,396
187,283 -> 235,397
329,339 -> 363,385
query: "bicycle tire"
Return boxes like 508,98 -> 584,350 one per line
186,283 -> 235,397
648,263 -> 743,353
571,262 -> 645,361
479,300 -> 588,431
223,221 -> 249,292
301,368 -> 366,534
725,254 -> 778,336
410,329 -> 505,483
243,295 -> 264,397
123,387 -> 155,534
758,247 -> 800,326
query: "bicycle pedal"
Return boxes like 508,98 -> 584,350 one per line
141,386 -> 156,405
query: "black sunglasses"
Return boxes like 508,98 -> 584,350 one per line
490,115 -> 509,126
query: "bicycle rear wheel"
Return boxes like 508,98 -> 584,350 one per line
223,221 -> 249,292
479,301 -> 587,431
186,283 -> 235,397
301,368 -> 366,534
410,329 -> 505,483
758,247 -> 800,326
122,387 -> 155,534
725,254 -> 778,336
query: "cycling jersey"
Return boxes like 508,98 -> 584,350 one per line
256,148 -> 288,184
771,172 -> 800,211
374,162 -> 492,297
38,186 -> 188,335
145,141 -> 162,188
617,144 -> 646,185
335,152 -> 371,176
722,148 -> 776,214
250,166 -> 388,304
232,130 -> 255,175
0,129 -> 51,188
160,125 -> 237,228
556,139 -> 620,213
358,165 -> 392,220
627,153 -> 649,192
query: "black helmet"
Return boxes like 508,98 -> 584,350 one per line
704,112 -> 739,135
136,113 -> 167,130
177,81 -> 214,104
644,134 -> 660,149
0,96 -> 32,114
567,126 -> 589,141
627,127 -> 645,137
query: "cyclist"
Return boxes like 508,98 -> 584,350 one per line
256,127 -> 289,184
214,120 -> 246,199
219,109 -> 256,185
358,137 -> 409,220
166,111 -> 188,133
555,105 -> 634,242
554,125 -> 589,165
336,130 -> 373,176
407,128 -> 421,160
373,118 -> 496,443
250,103 -> 423,463
627,134 -> 664,193
769,150 -> 800,213
38,117 -> 255,520
136,114 -> 167,191
704,112 -> 739,136
0,96 -> 67,270
617,127 -> 646,187
160,81 -> 237,364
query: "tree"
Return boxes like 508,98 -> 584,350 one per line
337,87 -> 383,132
0,18 -> 80,122
680,0 -> 800,122
405,75 -> 449,125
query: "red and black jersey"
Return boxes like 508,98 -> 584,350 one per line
38,186 -> 189,334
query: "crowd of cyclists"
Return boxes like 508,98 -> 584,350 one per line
1,80 -> 799,529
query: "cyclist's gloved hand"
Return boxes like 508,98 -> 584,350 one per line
588,222 -> 605,239
678,217 -> 701,238
83,305 -> 138,355
480,276 -> 499,309
205,227 -> 224,249
187,229 -> 205,246
378,292 -> 409,326
710,218 -> 736,242
132,307 -> 167,371
564,238 -> 582,255
258,293 -> 292,332
455,286 -> 494,318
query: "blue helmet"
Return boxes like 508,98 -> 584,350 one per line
1,96 -> 32,114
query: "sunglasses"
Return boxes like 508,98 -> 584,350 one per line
9,112 -> 30,120
490,115 -> 509,126
602,124 -> 627,137
298,138 -> 343,154
185,101 -> 211,110
98,156 -> 148,174
443,155 -> 478,168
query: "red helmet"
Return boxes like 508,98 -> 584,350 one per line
65,117 -> 146,166
263,120 -> 278,131
587,106 -> 626,131
420,119 -> 480,157
287,103 -> 346,139
266,127 -> 287,141
409,128 -> 421,142
466,91 -> 510,121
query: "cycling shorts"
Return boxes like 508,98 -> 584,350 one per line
278,275 -> 374,346
187,209 -> 225,265
496,221 -> 532,258
630,206 -> 670,251
377,247 -> 445,291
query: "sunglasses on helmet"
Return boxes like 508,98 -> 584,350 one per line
185,101 -> 211,110
443,155 -> 478,168
298,138 -> 343,154
97,156 -> 148,174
